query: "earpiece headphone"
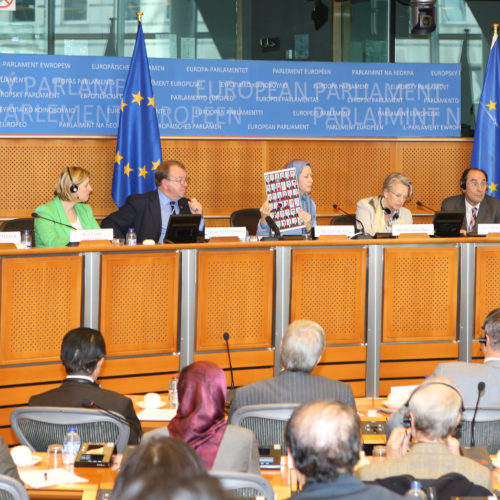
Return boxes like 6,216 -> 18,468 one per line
67,167 -> 78,194
402,381 -> 464,427
460,168 -> 488,190
380,196 -> 399,220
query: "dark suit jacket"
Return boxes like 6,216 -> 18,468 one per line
440,193 -> 500,231
101,190 -> 191,241
228,370 -> 355,421
290,473 -> 403,499
28,378 -> 142,444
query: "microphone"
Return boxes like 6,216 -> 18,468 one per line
332,204 -> 371,240
32,212 -> 75,230
263,215 -> 281,240
223,332 -> 236,408
416,201 -> 437,213
470,381 -> 485,447
81,398 -> 142,440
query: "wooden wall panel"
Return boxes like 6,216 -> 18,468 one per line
475,247 -> 500,339
0,138 -> 472,219
0,255 -> 82,364
290,248 -> 366,343
196,250 -> 274,350
100,252 -> 179,355
382,247 -> 459,342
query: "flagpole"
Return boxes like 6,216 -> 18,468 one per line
492,23 -> 499,48
136,11 -> 143,23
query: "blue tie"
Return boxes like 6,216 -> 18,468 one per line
170,201 -> 176,214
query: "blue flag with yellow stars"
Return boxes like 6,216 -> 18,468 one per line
470,35 -> 500,198
112,21 -> 162,207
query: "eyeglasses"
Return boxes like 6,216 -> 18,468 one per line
390,191 -> 408,201
468,181 -> 487,188
167,177 -> 189,184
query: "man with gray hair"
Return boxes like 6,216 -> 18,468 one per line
228,319 -> 355,421
357,378 -> 492,491
286,401 -> 401,499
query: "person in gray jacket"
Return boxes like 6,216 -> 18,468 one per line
229,319 -> 355,421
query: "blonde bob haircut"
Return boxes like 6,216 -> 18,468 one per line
55,166 -> 90,201
382,172 -> 413,199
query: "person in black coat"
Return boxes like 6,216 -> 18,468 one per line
101,160 -> 203,243
29,327 -> 142,444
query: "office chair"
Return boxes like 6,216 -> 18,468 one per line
10,407 -> 130,453
0,219 -> 34,242
330,214 -> 356,227
0,474 -> 29,500
210,471 -> 274,500
230,403 -> 298,454
230,209 -> 261,236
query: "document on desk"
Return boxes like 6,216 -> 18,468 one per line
19,468 -> 88,488
137,408 -> 177,421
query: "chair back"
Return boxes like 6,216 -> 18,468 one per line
10,407 -> 130,453
330,214 -> 356,227
230,403 -> 298,454
0,474 -> 29,500
457,418 -> 500,453
230,209 -> 261,235
210,471 -> 274,500
0,219 -> 34,241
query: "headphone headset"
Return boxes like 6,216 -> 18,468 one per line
380,196 -> 399,220
67,167 -> 79,194
460,168 -> 488,190
402,381 -> 464,428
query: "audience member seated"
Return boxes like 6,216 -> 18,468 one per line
0,437 -> 21,483
285,400 -> 402,499
112,435 -> 210,500
142,361 -> 260,473
34,166 -> 100,248
387,307 -> 500,436
357,378 -> 492,492
257,159 -> 316,238
355,172 -> 413,236
101,159 -> 203,243
117,473 -> 231,500
229,319 -> 355,420
441,168 -> 500,233
29,327 -> 141,444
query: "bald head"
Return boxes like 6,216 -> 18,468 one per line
281,319 -> 325,372
409,379 -> 462,440
286,401 -> 360,482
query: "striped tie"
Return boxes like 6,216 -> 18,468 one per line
469,207 -> 477,232
170,201 -> 176,215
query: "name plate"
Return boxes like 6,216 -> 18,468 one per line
392,224 -> 434,236
0,231 -> 21,244
314,225 -> 354,238
205,227 -> 247,242
477,223 -> 500,235
70,229 -> 114,243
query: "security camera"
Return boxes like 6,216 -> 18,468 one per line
410,0 -> 436,34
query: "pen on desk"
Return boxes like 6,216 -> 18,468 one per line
44,472 -> 47,481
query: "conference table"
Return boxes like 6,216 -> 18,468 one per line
18,450 -> 500,500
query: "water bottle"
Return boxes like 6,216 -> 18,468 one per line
21,230 -> 32,248
169,374 -> 179,409
125,227 -> 137,246
404,480 -> 427,499
62,426 -> 81,466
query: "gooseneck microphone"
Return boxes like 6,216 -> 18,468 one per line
332,204 -> 371,240
470,381 -> 485,447
264,215 -> 281,240
416,201 -> 437,213
223,332 -> 236,407
32,212 -> 75,230
82,397 -> 142,440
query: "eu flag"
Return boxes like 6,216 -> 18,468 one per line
112,21 -> 162,207
470,34 -> 500,198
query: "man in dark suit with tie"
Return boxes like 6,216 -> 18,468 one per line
101,160 -> 203,243
441,168 -> 500,233
228,319 -> 355,421
29,327 -> 142,444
